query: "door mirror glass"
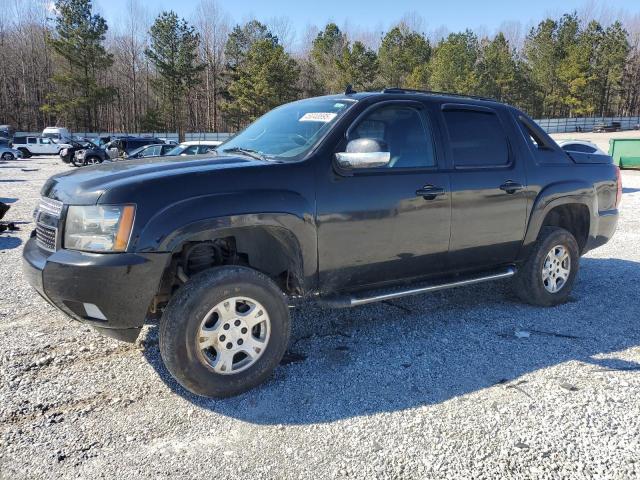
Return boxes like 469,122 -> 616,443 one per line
335,138 -> 391,169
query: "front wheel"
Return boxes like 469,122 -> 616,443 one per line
513,227 -> 579,306
1,152 -> 14,161
18,148 -> 31,158
159,266 -> 291,398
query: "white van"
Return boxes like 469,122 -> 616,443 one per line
42,127 -> 72,142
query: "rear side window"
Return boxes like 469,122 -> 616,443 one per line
443,109 -> 509,167
562,143 -> 595,153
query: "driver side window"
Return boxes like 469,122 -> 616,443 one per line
350,105 -> 436,169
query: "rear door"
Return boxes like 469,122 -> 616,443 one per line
440,104 -> 528,271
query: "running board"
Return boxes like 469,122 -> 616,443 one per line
318,266 -> 517,308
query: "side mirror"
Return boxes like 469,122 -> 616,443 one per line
335,138 -> 391,169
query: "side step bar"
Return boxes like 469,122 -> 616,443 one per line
318,266 -> 517,308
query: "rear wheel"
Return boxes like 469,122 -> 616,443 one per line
159,266 -> 290,398
1,152 -> 14,161
85,156 -> 102,165
513,227 -> 579,306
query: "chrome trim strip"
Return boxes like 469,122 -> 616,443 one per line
38,197 -> 63,217
348,266 -> 517,307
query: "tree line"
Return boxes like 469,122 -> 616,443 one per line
1,0 -> 639,136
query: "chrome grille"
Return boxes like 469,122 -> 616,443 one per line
36,223 -> 57,251
39,197 -> 63,216
35,197 -> 63,251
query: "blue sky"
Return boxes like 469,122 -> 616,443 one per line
96,0 -> 640,48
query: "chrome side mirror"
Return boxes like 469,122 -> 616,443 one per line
335,138 -> 391,169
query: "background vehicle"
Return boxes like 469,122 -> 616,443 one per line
105,137 -> 166,158
23,90 -> 620,399
166,140 -> 221,156
0,124 -> 14,143
72,143 -> 109,166
12,136 -> 67,157
557,140 -> 608,156
593,121 -> 622,133
0,145 -> 22,160
42,127 -> 72,142
59,140 -> 99,163
124,143 -> 176,159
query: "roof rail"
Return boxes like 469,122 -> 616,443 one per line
381,88 -> 497,103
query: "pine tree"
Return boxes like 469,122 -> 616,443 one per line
145,11 -> 205,140
429,31 -> 480,94
226,39 -> 299,124
378,24 -> 431,88
44,0 -> 115,131
310,23 -> 349,93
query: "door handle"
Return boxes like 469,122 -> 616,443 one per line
416,185 -> 445,200
499,181 -> 524,194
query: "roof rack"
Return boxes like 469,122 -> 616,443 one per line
381,88 -> 497,103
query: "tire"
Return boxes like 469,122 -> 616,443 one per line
18,148 -> 31,158
159,266 -> 291,398
513,227 -> 579,306
85,156 -> 102,165
1,152 -> 14,161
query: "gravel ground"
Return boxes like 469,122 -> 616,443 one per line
1,154 -> 639,479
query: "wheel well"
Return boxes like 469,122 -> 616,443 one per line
541,204 -> 590,253
153,227 -> 304,311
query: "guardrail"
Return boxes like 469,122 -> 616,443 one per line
534,116 -> 640,133
14,132 -> 233,142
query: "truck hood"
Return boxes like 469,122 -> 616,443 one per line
41,154 -> 263,204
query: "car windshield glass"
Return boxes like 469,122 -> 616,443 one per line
219,97 -> 356,161
128,145 -> 147,157
166,145 -> 186,156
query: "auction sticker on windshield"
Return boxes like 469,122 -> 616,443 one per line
299,112 -> 338,123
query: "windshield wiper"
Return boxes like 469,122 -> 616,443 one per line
221,147 -> 266,161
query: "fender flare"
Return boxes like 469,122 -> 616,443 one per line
134,193 -> 317,292
522,180 -> 595,251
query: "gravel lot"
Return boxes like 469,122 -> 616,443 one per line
1,151 -> 639,479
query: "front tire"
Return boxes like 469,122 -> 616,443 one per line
513,227 -> 579,306
18,148 -> 31,158
1,152 -> 14,161
159,266 -> 291,398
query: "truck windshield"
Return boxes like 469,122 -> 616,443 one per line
219,97 -> 356,161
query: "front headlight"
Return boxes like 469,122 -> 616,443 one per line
64,205 -> 135,252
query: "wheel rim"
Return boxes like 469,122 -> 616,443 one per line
542,244 -> 571,293
195,296 -> 271,375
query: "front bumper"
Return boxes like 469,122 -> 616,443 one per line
22,236 -> 171,342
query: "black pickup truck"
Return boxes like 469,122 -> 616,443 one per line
23,89 -> 621,398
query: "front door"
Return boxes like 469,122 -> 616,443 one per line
440,104 -> 528,271
317,102 -> 452,293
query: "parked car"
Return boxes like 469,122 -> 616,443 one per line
0,124 -> 14,144
72,143 -> 109,166
557,140 -> 608,156
59,140 -> 99,164
42,126 -> 72,142
23,89 -> 621,398
105,137 -> 166,159
593,121 -> 621,133
123,143 -> 176,159
165,140 -> 221,156
12,136 -> 70,157
0,145 -> 22,160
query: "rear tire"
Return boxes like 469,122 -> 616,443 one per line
513,227 -> 579,306
1,152 -> 14,161
159,266 -> 291,398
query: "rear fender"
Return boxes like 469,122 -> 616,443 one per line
520,180 -> 595,259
